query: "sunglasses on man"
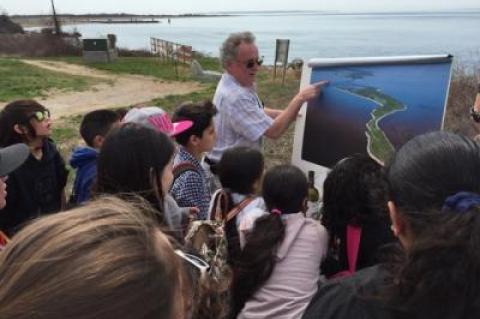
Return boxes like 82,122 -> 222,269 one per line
244,58 -> 263,69
28,110 -> 51,122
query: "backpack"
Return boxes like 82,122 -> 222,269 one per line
172,161 -> 200,183
184,190 -> 254,292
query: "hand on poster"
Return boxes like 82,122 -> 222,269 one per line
297,80 -> 329,103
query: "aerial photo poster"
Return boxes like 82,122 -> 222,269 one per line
292,55 -> 453,172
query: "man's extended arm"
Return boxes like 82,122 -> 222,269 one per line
264,108 -> 282,119
264,81 -> 328,139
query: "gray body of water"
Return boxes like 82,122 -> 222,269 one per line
58,12 -> 480,66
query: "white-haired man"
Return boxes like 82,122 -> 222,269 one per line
207,31 -> 327,166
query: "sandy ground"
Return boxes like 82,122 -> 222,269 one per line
11,60 -> 203,119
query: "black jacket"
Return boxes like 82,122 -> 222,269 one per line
0,140 -> 68,236
303,265 -> 395,319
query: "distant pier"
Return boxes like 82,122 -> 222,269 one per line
89,18 -> 160,24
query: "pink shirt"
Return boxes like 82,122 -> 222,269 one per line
238,212 -> 328,319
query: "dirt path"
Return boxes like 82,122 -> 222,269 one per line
15,60 -> 203,119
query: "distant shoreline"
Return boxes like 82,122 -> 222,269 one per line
10,9 -> 480,27
11,14 -> 230,28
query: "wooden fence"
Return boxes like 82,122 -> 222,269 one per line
150,37 -> 192,64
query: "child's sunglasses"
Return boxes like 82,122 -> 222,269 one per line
244,57 -> 263,69
29,110 -> 51,122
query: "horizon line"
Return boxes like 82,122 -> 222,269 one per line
6,8 -> 480,17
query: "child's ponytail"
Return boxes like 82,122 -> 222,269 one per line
229,164 -> 308,318
229,210 -> 286,318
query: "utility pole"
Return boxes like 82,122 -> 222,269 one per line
51,0 -> 61,35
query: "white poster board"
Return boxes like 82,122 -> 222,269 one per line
291,55 -> 453,194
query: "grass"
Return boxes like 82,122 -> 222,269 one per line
259,70 -> 303,168
444,63 -> 480,137
85,57 -> 187,81
48,53 -> 222,82
50,114 -> 84,194
0,58 -> 101,102
51,114 -> 84,148
150,84 -> 217,113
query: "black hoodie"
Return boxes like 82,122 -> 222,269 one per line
0,140 -> 68,236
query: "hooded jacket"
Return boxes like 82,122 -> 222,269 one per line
302,265 -> 393,319
0,140 -> 68,236
70,147 -> 98,204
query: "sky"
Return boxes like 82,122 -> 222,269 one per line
1,0 -> 479,15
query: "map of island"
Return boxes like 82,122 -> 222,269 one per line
296,58 -> 452,169
337,86 -> 407,164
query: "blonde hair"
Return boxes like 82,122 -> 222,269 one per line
0,196 -> 186,319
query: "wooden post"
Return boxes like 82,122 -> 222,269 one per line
274,39 -> 290,86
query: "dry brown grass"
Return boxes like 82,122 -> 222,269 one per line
259,70 -> 301,169
0,33 -> 81,57
444,63 -> 480,137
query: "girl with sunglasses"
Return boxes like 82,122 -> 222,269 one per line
0,99 -> 68,236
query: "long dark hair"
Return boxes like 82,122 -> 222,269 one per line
384,131 -> 480,318
230,165 -> 308,318
0,99 -> 47,146
322,154 -> 392,274
95,123 -> 175,225
216,146 -> 264,266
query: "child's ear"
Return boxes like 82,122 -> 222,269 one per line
92,135 -> 105,149
252,177 -> 262,194
13,124 -> 27,135
188,135 -> 200,146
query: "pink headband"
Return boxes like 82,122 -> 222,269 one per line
271,209 -> 282,216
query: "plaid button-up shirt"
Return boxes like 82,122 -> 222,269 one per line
170,147 -> 211,220
208,73 -> 274,162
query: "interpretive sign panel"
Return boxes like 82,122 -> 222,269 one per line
292,55 -> 453,187
275,39 -> 290,66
